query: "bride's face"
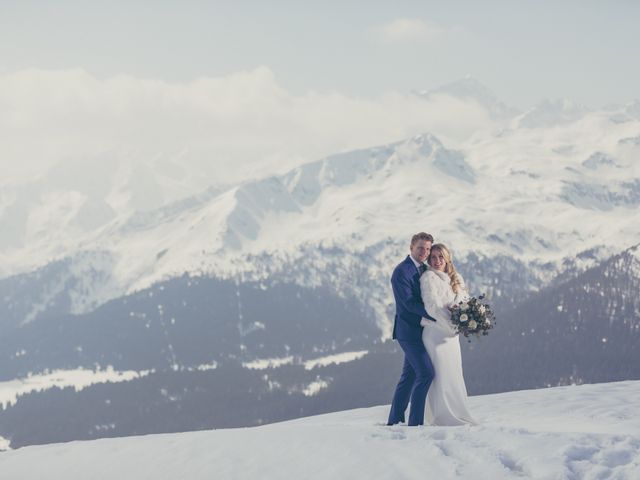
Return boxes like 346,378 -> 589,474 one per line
429,250 -> 446,272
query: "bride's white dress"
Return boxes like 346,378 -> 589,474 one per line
420,268 -> 477,426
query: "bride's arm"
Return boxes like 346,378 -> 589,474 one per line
452,273 -> 470,306
419,273 -> 451,324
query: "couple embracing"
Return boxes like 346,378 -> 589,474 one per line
387,232 -> 477,427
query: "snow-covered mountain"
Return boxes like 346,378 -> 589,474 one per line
461,242 -> 640,394
1,381 -> 638,479
1,86 -> 639,449
0,149 -> 225,274
515,98 -> 591,129
2,100 -> 639,326
417,76 -> 520,120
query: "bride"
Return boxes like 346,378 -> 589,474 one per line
420,243 -> 477,426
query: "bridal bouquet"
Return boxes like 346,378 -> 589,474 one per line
450,294 -> 495,341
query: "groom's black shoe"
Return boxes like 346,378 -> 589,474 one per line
386,418 -> 405,426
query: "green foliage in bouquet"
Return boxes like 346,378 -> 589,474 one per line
450,294 -> 496,342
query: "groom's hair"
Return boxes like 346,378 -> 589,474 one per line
411,232 -> 434,245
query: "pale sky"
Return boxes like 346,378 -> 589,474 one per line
1,0 -> 639,183
2,0 -> 638,107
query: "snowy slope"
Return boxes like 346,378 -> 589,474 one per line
1,380 -> 638,479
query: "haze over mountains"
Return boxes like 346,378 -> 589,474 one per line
1,78 -> 638,448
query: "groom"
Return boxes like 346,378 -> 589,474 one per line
387,232 -> 437,426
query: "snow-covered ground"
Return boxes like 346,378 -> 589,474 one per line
1,380 -> 638,479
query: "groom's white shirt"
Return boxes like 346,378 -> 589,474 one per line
409,255 -> 423,273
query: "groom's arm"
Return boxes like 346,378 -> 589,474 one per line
391,267 -> 436,322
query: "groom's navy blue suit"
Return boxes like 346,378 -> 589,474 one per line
387,255 -> 436,426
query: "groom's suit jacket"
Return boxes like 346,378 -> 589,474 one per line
391,255 -> 435,341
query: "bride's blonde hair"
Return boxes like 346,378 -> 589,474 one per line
428,243 -> 465,294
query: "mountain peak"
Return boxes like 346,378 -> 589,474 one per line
516,98 -> 590,128
417,77 -> 519,119
428,76 -> 497,99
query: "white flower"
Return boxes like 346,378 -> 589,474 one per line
478,305 -> 486,314
468,320 -> 478,330
460,302 -> 469,311
484,319 -> 491,326
459,314 -> 468,322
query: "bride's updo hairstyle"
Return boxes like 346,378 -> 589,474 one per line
428,243 -> 465,294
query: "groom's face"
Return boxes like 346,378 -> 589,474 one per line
410,240 -> 431,264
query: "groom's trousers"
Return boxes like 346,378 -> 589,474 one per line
387,339 -> 434,426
